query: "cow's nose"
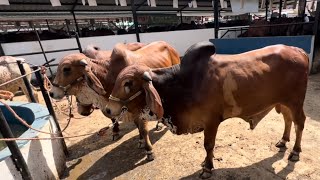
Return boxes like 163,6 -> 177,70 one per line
105,108 -> 111,115
49,92 -> 54,98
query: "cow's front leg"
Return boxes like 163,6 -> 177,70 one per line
155,120 -> 163,131
134,118 -> 144,148
138,118 -> 154,161
111,118 -> 120,141
200,124 -> 219,179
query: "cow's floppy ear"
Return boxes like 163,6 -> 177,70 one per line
142,72 -> 163,119
80,59 -> 106,95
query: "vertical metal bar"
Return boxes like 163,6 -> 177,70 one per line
131,0 -> 141,42
279,0 -> 283,18
16,60 -> 37,103
45,19 -> 50,31
65,19 -> 71,37
32,26 -> 53,77
0,43 -> 5,56
214,0 -> 219,38
180,11 -> 183,24
0,108 -> 33,180
72,11 -> 81,37
33,67 -> 68,156
265,0 -> 269,20
74,32 -> 82,53
298,0 -> 307,17
311,0 -> 320,73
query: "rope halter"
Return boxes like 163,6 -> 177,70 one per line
52,76 -> 84,95
109,90 -> 142,105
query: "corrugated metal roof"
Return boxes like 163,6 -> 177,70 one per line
0,0 -> 302,20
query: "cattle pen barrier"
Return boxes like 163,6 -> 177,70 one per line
0,60 -> 68,180
0,60 -> 119,179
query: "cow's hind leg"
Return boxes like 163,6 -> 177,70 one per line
275,105 -> 292,151
288,107 -> 306,161
200,123 -> 219,179
138,118 -> 154,161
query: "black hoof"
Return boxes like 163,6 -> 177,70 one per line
112,133 -> 121,141
155,123 -> 163,131
199,168 -> 212,179
146,151 -> 155,161
288,152 -> 300,162
275,140 -> 286,148
138,140 -> 145,149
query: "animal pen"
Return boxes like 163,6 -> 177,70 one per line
0,61 -> 67,179
0,0 -> 319,179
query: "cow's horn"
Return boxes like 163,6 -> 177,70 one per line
80,59 -> 88,66
143,71 -> 152,82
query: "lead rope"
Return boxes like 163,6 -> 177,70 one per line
40,66 -> 52,92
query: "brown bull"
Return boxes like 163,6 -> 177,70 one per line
50,41 -> 180,160
106,42 -> 309,178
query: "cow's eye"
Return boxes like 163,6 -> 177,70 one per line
124,80 -> 133,94
124,81 -> 133,87
63,67 -> 71,76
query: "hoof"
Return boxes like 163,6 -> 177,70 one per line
288,151 -> 300,162
146,151 -> 155,161
199,168 -> 212,179
155,123 -> 163,131
138,140 -> 145,149
112,133 -> 121,141
275,140 -> 286,148
201,161 -> 205,167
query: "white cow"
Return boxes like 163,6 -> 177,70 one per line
0,56 -> 39,102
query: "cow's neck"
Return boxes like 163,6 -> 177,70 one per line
151,64 -> 204,134
75,82 -> 108,110
87,59 -> 113,95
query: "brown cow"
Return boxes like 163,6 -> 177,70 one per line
83,42 -> 145,60
50,41 -> 180,160
76,43 -> 145,115
105,42 -> 309,178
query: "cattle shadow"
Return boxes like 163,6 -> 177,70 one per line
76,128 -> 168,180
180,150 -> 297,180
66,123 -> 137,160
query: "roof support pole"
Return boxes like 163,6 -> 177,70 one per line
265,0 -> 269,20
279,0 -> 283,18
213,0 -> 219,38
46,19 -> 50,31
131,0 -> 141,42
72,11 -> 81,37
136,0 -> 147,10
311,0 -> 320,73
0,109 -> 33,180
298,0 -> 307,17
0,43 -> 5,56
31,23 -> 53,76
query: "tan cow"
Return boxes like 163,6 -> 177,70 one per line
106,42 -> 309,178
83,42 -> 145,60
50,41 -> 180,160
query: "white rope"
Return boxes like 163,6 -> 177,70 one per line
0,67 -> 41,88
